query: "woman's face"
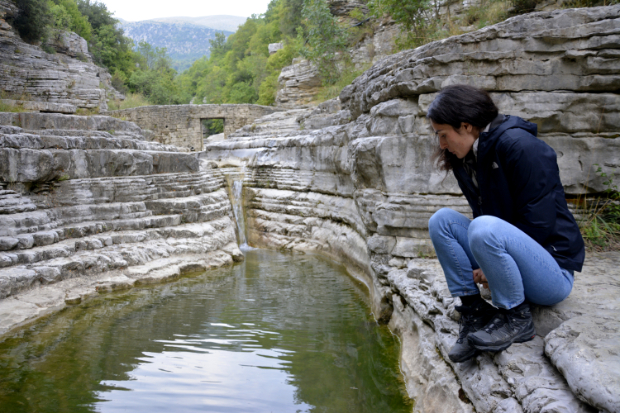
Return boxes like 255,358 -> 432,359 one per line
430,121 -> 478,159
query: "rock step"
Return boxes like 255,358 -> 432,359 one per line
0,218 -> 238,299
32,172 -> 224,206
0,215 -> 182,268
0,201 -> 154,237
0,192 -> 38,215
0,147 -> 200,182
0,213 -> 181,255
0,190 -> 233,253
0,219 -> 232,271
0,215 -> 181,256
0,132 -> 180,152
0,113 -> 143,135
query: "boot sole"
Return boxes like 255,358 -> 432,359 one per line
449,347 -> 480,363
469,327 -> 536,353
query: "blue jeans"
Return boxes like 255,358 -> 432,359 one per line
428,208 -> 574,310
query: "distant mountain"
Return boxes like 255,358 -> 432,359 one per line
151,15 -> 247,33
120,21 -> 233,72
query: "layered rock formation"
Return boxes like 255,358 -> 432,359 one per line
0,112 -> 243,336
1,3 -> 619,413
0,1 -> 119,113
203,6 -> 620,413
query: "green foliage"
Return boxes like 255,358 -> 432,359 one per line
49,0 -> 92,40
202,119 -> 224,136
10,0 -> 52,44
48,2 -> 72,33
579,165 -> 620,251
280,0 -> 304,37
368,0 -> 433,47
316,62 -> 371,102
107,92 -> 151,110
257,43 -> 296,105
0,101 -> 27,113
298,0 -> 348,85
76,1 -> 134,75
126,43 -> 182,105
175,0 -> 298,105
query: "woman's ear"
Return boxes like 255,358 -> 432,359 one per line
461,123 -> 474,133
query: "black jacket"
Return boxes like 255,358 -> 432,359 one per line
453,115 -> 585,272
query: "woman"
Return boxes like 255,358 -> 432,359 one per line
426,85 -> 585,363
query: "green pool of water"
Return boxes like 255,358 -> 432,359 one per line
0,250 -> 412,412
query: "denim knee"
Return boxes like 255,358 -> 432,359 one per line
468,215 -> 503,254
429,208 -> 459,237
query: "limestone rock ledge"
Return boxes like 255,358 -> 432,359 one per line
0,2 -> 118,111
204,6 -> 620,412
0,112 -> 243,337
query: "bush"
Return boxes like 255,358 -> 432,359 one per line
298,0 -> 349,85
107,92 -> 150,110
10,0 -> 52,44
579,166 -> 620,251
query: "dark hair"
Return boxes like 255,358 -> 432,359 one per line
427,85 -> 499,171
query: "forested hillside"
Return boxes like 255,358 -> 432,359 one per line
121,21 -> 233,72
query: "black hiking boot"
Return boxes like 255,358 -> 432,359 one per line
467,301 -> 536,352
448,298 -> 497,363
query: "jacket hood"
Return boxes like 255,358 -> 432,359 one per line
478,115 -> 538,160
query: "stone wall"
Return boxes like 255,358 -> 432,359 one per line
110,104 -> 283,151
0,112 -> 243,336
203,6 -> 620,413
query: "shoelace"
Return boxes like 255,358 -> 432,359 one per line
483,314 -> 506,334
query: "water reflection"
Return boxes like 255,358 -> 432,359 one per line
0,250 -> 412,413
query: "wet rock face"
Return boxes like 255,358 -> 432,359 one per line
204,6 -> 620,413
0,2 -> 118,112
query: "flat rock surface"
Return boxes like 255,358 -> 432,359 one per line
545,315 -> 620,413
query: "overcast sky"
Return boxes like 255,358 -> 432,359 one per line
98,0 -> 273,21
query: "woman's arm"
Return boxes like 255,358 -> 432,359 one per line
498,130 -> 561,245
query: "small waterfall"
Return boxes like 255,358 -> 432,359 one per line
229,174 -> 253,251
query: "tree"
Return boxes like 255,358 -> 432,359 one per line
298,0 -> 348,84
208,32 -> 230,59
367,0 -> 432,47
10,0 -> 52,44
280,0 -> 304,37
60,0 -> 92,40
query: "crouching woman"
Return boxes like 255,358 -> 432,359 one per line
426,85 -> 585,363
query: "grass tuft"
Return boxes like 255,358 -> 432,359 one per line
107,93 -> 151,111
577,165 -> 620,251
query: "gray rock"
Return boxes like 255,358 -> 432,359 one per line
0,237 -> 18,251
545,316 -> 620,413
276,59 -> 322,108
0,7 -> 121,111
268,42 -> 283,54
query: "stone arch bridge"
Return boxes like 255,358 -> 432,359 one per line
110,104 -> 282,151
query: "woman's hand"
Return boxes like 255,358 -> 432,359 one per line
473,268 -> 489,289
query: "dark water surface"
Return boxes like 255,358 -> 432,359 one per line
0,250 -> 412,412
